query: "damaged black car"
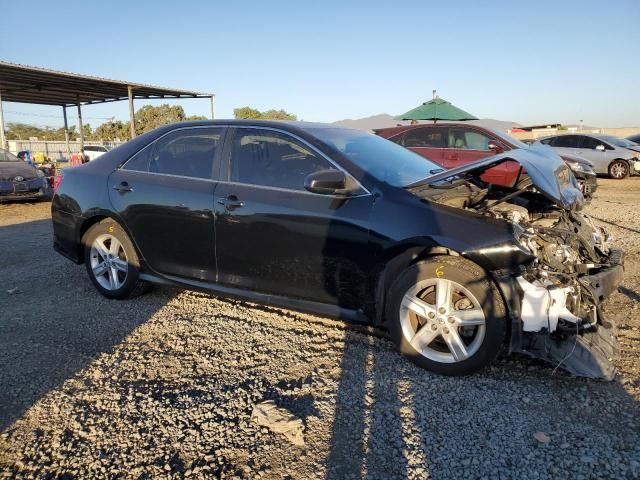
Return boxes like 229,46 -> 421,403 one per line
51,121 -> 623,379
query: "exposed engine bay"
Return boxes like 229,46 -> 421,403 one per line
408,155 -> 623,380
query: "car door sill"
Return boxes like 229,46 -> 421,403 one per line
139,272 -> 370,323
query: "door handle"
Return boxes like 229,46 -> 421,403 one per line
446,154 -> 458,161
217,195 -> 245,211
113,182 -> 133,193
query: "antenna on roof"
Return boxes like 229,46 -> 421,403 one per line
432,89 -> 437,100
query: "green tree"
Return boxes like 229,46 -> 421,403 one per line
134,104 -> 187,135
260,109 -> 297,120
233,106 -> 297,120
90,120 -> 131,141
233,107 -> 263,120
186,114 -> 208,121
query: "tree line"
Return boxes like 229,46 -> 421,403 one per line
6,105 -> 298,142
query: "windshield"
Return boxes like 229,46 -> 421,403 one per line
487,128 -> 531,150
598,135 -> 638,148
308,127 -> 441,187
0,149 -> 22,163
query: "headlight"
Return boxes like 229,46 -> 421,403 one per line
565,160 -> 593,174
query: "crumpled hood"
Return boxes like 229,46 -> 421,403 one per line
0,161 -> 39,181
408,147 -> 584,211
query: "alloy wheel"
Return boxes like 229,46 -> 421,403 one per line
399,278 -> 486,363
89,233 -> 129,290
610,162 -> 628,179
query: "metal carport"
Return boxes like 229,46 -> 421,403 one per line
0,61 -> 215,155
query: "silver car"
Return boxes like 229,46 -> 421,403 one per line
535,134 -> 640,179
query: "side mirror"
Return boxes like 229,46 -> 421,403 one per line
488,141 -> 504,154
595,144 -> 606,152
304,169 -> 358,195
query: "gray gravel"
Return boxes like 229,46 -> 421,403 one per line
1,179 -> 639,479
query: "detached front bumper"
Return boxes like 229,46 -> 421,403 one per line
495,251 -> 624,380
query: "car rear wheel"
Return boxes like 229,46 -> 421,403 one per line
83,219 -> 149,299
608,160 -> 629,179
386,256 -> 507,376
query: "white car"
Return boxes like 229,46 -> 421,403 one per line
83,145 -> 109,162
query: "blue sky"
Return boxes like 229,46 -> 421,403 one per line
1,0 -> 638,128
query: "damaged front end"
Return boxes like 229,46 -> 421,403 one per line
408,150 -> 623,379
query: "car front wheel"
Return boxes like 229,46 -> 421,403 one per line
608,160 -> 629,179
83,219 -> 149,299
386,256 -> 507,376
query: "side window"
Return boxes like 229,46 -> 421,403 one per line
230,128 -> 335,191
123,128 -> 222,179
401,128 -> 446,148
123,145 -> 152,172
448,128 -> 491,150
552,135 -> 577,148
578,136 -> 599,150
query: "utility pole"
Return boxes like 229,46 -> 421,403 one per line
128,85 -> 136,139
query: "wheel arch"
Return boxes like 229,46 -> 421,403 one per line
77,212 -> 141,265
372,244 -> 459,326
372,245 -> 515,336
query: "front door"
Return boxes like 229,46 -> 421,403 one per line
446,126 -> 520,186
108,126 -> 224,281
214,127 -> 374,309
574,136 -> 611,174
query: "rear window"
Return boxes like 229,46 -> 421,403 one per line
124,127 -> 222,179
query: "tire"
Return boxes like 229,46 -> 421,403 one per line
82,219 -> 150,299
386,256 -> 507,376
608,160 -> 629,179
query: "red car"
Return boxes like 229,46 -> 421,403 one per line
375,123 -> 597,195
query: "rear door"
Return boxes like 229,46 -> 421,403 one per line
108,126 -> 224,281
214,126 -> 374,308
394,127 -> 447,166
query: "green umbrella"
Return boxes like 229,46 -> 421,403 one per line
396,97 -> 478,123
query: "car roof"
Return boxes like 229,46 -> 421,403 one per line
147,120 -> 363,139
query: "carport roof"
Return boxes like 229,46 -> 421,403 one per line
0,61 -> 214,106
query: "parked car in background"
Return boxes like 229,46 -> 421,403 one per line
626,133 -> 640,144
375,123 -> 597,198
535,134 -> 640,179
0,149 -> 52,202
52,120 -> 622,379
83,145 -> 110,161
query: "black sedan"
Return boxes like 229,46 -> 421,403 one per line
0,149 -> 52,202
52,121 -> 623,378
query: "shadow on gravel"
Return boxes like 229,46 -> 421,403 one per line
325,328 -> 640,479
323,264 -> 640,479
619,286 -> 640,303
591,215 -> 640,234
0,218 -> 174,431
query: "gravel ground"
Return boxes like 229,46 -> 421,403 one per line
0,178 -> 639,479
